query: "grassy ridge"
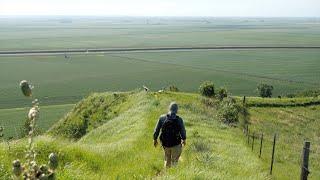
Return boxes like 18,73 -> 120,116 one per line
0,91 -> 270,179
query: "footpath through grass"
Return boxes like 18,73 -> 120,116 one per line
0,91 -> 269,179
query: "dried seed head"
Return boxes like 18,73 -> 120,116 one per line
12,160 -> 21,167
31,161 -> 38,171
39,174 -> 48,180
19,80 -> 32,97
12,160 -> 23,177
48,153 -> 58,170
28,107 -> 39,120
39,165 -> 49,174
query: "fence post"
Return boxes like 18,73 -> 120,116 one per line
247,128 -> 250,145
259,133 -> 263,158
252,132 -> 255,151
300,141 -> 310,180
270,133 -> 277,175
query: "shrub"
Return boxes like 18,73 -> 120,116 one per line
216,87 -> 228,101
257,83 -> 273,98
217,97 -> 240,124
238,105 -> 250,128
199,81 -> 215,97
166,85 -> 179,92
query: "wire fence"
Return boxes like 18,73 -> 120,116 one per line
243,125 -> 312,179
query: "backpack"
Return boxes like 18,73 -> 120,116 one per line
160,115 -> 181,147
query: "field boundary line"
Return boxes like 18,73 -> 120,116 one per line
1,46 -> 320,56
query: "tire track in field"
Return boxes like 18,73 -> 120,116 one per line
107,54 -> 320,86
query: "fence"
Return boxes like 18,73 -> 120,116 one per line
243,125 -> 311,179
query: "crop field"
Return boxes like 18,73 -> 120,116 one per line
0,49 -> 319,109
0,104 -> 74,139
1,17 -> 320,51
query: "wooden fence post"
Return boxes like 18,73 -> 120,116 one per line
270,133 -> 277,175
300,141 -> 310,180
252,132 -> 255,151
247,128 -> 250,145
259,133 -> 263,158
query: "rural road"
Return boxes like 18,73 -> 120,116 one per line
1,46 -> 320,56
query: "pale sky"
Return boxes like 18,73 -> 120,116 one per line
0,0 -> 320,17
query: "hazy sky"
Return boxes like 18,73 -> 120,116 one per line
0,0 -> 320,17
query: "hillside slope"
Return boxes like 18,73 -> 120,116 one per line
1,91 -> 270,179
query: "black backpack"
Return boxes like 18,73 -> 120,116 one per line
160,115 -> 181,147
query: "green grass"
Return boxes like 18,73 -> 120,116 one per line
0,104 -> 74,139
248,105 -> 320,179
0,91 -> 270,179
235,96 -> 320,107
1,91 -> 319,179
1,49 -> 319,109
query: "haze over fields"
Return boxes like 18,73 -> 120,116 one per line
0,1 -> 320,179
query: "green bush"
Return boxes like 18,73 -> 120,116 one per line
238,105 -> 250,128
199,81 -> 215,97
166,85 -> 179,92
216,87 -> 228,101
257,83 -> 273,98
217,97 -> 240,124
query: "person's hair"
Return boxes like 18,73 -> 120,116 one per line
169,102 -> 178,114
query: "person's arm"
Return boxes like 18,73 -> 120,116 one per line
153,116 -> 164,147
179,118 -> 187,145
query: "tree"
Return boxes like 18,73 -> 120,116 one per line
257,83 -> 273,98
199,81 -> 215,97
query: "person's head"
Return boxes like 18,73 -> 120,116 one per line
169,102 -> 178,114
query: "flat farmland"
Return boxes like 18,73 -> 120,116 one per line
1,17 -> 320,51
0,49 -> 319,109
0,104 -> 74,139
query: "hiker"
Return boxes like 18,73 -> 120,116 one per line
153,102 -> 186,168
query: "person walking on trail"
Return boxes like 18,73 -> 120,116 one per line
153,102 -> 186,168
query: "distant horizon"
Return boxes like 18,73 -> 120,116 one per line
1,0 -> 320,17
1,15 -> 320,18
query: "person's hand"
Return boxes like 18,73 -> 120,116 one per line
182,139 -> 186,146
153,139 -> 158,147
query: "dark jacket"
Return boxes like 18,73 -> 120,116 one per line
153,113 -> 186,141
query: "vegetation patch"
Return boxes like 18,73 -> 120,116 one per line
49,93 -> 129,139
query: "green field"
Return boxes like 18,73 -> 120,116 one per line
0,49 -> 319,109
1,17 -> 320,50
0,104 -> 74,139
